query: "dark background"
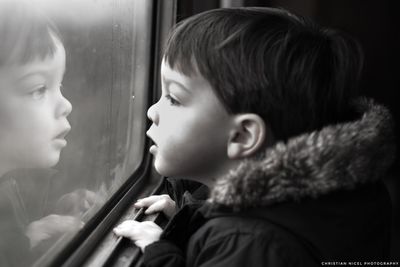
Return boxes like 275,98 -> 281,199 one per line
177,0 -> 399,259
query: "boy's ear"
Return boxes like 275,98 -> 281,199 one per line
227,114 -> 267,159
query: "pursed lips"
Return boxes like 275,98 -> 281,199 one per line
146,128 -> 157,146
54,126 -> 71,140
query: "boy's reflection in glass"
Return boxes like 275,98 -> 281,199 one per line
0,0 -> 82,265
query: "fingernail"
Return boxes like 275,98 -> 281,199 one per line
133,203 -> 141,208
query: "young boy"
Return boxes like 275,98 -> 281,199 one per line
0,0 -> 73,265
114,7 -> 396,266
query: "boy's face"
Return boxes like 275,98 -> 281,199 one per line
146,61 -> 233,184
0,38 -> 72,171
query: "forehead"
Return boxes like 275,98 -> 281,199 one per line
160,59 -> 209,89
21,38 -> 65,74
0,39 -> 65,83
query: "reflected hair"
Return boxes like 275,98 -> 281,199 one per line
0,0 -> 62,66
163,7 -> 364,142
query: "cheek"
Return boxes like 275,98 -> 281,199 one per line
154,118 -> 228,177
0,94 -> 63,169
154,138 -> 227,178
0,107 -> 24,141
1,108 -> 48,140
0,106 -> 56,161
157,110 -> 199,149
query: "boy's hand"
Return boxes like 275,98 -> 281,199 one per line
134,194 -> 177,219
25,214 -> 84,249
113,220 -> 162,252
56,189 -> 102,217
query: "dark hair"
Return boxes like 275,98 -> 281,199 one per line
0,0 -> 62,66
163,7 -> 364,142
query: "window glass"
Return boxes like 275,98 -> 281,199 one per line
0,0 -> 152,265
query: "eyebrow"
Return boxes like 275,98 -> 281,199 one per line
17,71 -> 47,81
162,76 -> 191,94
17,66 -> 66,82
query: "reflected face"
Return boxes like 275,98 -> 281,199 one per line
146,61 -> 233,184
0,38 -> 72,171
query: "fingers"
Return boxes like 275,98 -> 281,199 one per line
26,214 -> 85,248
113,220 -> 139,239
134,195 -> 167,208
144,199 -> 169,215
85,190 -> 98,205
56,215 -> 85,232
133,195 -> 177,219
113,220 -> 163,251
56,189 -> 100,216
32,214 -> 84,233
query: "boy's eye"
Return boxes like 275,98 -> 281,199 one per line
165,94 -> 180,106
29,85 -> 48,100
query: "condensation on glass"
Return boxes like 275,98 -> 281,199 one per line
0,0 -> 151,265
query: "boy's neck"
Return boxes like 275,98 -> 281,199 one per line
188,159 -> 240,189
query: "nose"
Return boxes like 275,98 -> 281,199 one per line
56,91 -> 72,118
147,102 -> 159,125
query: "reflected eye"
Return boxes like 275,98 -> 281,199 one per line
29,85 -> 48,100
165,94 -> 180,106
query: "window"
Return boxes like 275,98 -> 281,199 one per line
0,0 -> 158,266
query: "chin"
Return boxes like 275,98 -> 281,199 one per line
34,152 -> 61,168
47,155 -> 61,167
154,159 -> 175,177
154,161 -> 191,179
154,163 -> 167,176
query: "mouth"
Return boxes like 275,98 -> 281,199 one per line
55,126 -> 71,140
146,129 -> 157,146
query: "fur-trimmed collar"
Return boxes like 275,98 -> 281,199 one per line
209,98 -> 396,209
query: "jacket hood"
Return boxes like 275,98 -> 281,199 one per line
209,98 -> 396,209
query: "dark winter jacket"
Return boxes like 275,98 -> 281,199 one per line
144,99 -> 396,267
0,178 -> 32,267
0,172 -> 55,267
